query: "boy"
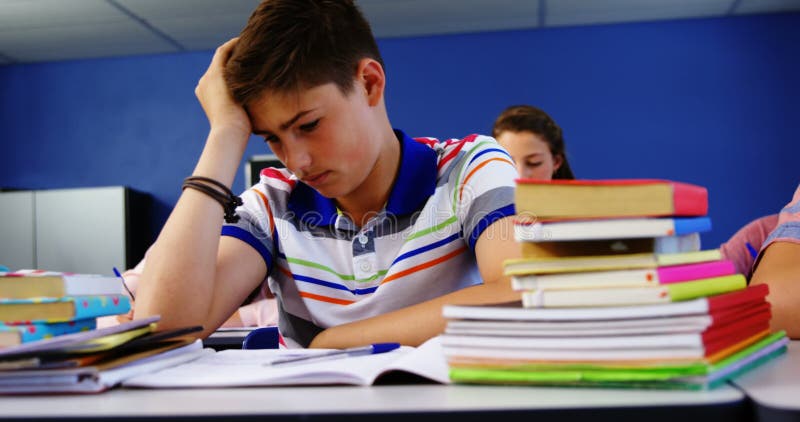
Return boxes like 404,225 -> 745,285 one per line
135,0 -> 521,348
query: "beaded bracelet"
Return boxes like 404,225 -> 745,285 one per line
182,176 -> 243,223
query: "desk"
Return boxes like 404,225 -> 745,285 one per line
732,341 -> 800,422
0,384 -> 746,422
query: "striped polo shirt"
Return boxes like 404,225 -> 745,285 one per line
222,130 -> 517,346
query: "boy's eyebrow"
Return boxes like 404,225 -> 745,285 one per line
253,110 -> 316,135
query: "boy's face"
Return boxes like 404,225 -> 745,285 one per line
248,82 -> 381,199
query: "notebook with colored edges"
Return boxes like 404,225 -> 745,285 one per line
510,260 -> 737,291
518,274 -> 746,308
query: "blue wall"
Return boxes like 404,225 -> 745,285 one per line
1,12 -> 798,249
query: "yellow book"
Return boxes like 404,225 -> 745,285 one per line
514,179 -> 708,219
0,271 -> 122,299
504,249 -> 723,276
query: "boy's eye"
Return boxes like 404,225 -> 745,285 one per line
525,161 -> 543,168
299,119 -> 320,132
263,134 -> 279,144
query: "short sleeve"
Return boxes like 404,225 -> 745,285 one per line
450,135 -> 518,250
221,185 -> 278,272
753,183 -> 800,271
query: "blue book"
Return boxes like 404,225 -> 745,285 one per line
0,295 -> 131,324
0,318 -> 97,347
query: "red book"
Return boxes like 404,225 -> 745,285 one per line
701,308 -> 771,355
514,179 -> 708,219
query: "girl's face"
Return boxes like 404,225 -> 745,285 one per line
495,130 -> 562,180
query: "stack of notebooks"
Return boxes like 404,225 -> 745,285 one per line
442,179 -> 789,389
0,270 -> 203,393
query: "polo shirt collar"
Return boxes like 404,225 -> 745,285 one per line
288,129 -> 438,226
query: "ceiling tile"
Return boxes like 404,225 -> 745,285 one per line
0,0 -> 798,64
149,15 -> 249,50
360,0 -> 540,38
0,0 -> 127,30
114,0 -> 261,19
0,20 -> 178,63
546,0 -> 732,27
735,0 -> 800,14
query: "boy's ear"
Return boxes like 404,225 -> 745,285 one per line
356,58 -> 385,107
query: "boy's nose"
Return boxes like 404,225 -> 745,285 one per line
284,144 -> 312,177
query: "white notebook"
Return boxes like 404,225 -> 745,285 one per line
123,336 -> 450,388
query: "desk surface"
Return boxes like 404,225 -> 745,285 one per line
0,384 -> 746,422
733,340 -> 800,415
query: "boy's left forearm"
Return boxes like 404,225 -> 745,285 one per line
308,280 -> 518,348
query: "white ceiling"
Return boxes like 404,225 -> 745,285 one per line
0,0 -> 798,65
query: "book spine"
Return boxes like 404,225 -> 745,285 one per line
653,233 -> 700,254
70,295 -> 131,320
666,274 -> 747,302
62,276 -> 125,296
673,217 -> 712,235
2,318 -> 97,343
706,284 -> 769,311
512,269 -> 657,291
703,324 -> 771,356
701,311 -> 771,344
671,182 -> 709,216
656,260 -> 737,284
656,249 -> 722,266
522,287 -> 672,308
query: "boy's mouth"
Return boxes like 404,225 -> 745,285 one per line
303,171 -> 330,187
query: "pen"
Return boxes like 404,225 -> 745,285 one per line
745,242 -> 759,260
268,342 -> 401,366
113,266 -> 136,301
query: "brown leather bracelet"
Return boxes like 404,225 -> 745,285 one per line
182,177 -> 243,223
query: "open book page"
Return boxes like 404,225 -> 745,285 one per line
123,336 -> 450,388
375,335 -> 450,384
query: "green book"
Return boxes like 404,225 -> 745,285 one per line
448,332 -> 788,389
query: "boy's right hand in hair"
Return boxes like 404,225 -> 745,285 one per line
195,37 -> 251,144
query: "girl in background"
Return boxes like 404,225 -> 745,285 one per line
492,104 -> 575,180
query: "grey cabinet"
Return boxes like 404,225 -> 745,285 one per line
0,187 -> 149,275
0,191 -> 35,270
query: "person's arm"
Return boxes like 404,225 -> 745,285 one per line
308,216 -> 521,348
135,38 -> 267,338
719,214 -> 779,277
749,241 -> 800,338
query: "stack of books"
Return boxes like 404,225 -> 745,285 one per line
441,179 -> 789,389
0,270 -> 131,347
0,270 -> 203,393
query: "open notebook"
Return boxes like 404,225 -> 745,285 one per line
123,336 -> 450,388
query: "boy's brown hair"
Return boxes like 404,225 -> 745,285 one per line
225,0 -> 384,106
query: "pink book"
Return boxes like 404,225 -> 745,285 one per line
657,260 -> 737,284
